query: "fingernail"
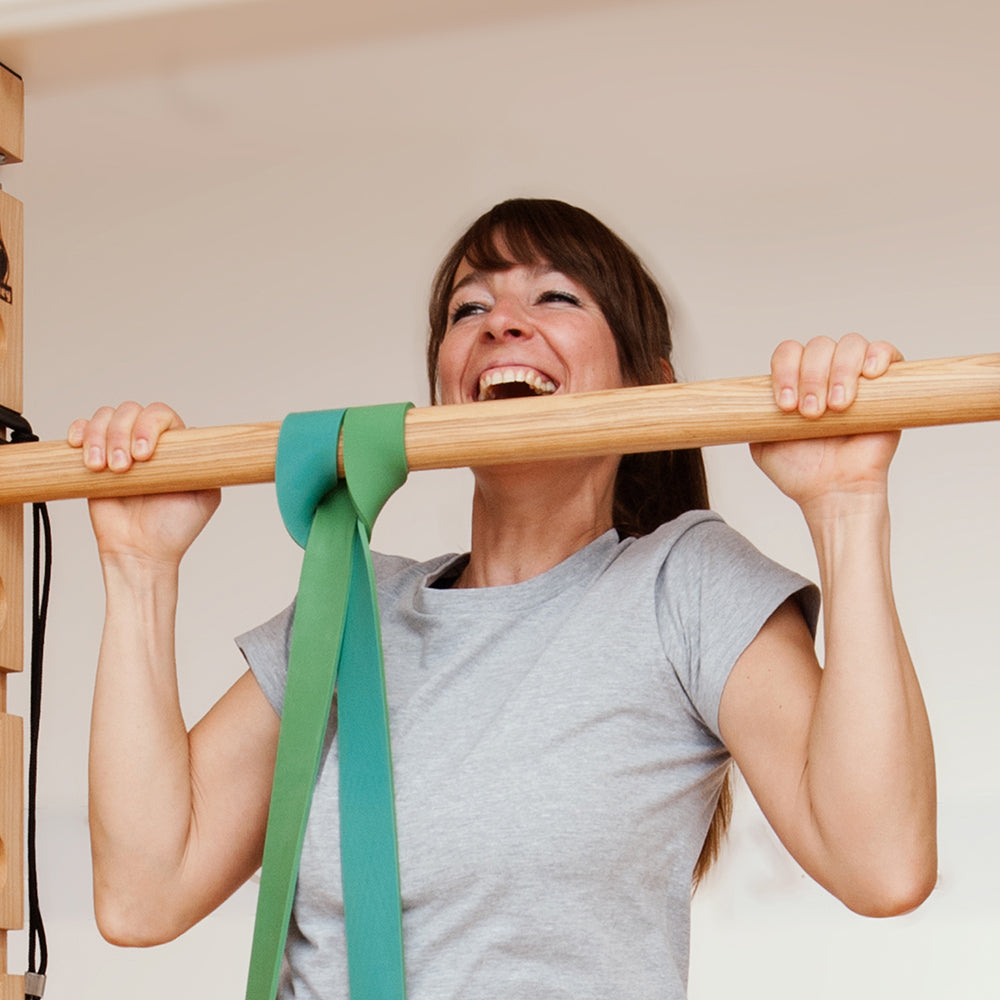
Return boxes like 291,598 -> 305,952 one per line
87,446 -> 103,468
829,383 -> 845,406
802,393 -> 820,416
864,354 -> 879,375
133,438 -> 150,458
779,387 -> 796,409
110,448 -> 128,471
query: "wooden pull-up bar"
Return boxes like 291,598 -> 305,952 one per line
0,353 -> 997,505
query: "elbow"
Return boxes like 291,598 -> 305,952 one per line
841,853 -> 939,918
93,884 -> 188,948
858,870 -> 937,919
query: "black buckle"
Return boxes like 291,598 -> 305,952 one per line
0,402 -> 37,443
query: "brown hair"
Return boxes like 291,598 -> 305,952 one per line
427,198 -> 729,886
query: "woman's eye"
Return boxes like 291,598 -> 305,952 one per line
449,301 -> 486,324
538,290 -> 582,306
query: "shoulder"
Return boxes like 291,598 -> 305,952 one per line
614,509 -> 757,578
631,511 -> 813,606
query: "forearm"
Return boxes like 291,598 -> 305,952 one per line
802,492 -> 936,913
89,554 -> 196,941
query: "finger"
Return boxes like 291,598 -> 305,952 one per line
79,405 -> 117,471
770,340 -> 804,411
796,336 -> 837,417
66,418 -> 88,448
105,401 -> 146,472
862,340 -> 905,379
826,332 -> 870,411
131,402 -> 186,462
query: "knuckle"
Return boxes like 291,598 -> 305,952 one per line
772,339 -> 802,362
771,340 -> 803,378
869,339 -> 898,357
806,335 -> 837,352
143,402 -> 184,434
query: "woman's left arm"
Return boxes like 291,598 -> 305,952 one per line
718,333 -> 937,917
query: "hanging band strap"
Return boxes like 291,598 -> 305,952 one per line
246,402 -> 412,1000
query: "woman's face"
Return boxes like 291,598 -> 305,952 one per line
436,260 -> 625,407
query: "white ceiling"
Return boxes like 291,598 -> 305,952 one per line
0,0 -> 648,93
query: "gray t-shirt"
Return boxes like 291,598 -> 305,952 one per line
237,510 -> 818,1000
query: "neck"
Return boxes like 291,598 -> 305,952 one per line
457,457 -> 619,588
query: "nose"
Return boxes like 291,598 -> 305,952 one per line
484,294 -> 533,341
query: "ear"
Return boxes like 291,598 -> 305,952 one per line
659,358 -> 675,383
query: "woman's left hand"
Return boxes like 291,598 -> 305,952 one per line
750,334 -> 903,516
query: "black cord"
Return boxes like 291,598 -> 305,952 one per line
27,499 -> 51,991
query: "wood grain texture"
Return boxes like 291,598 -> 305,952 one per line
0,191 -> 23,413
0,971 -> 24,1000
0,74 -> 24,995
0,714 -> 23,933
0,353 -> 996,504
0,65 -> 23,165
0,185 -> 24,678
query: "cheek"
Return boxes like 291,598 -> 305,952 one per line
435,333 -> 466,404
578,329 -> 625,389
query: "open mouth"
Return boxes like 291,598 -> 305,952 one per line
477,366 -> 558,402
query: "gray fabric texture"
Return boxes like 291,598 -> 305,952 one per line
236,509 -> 818,1000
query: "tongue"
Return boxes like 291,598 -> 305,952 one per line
486,381 -> 543,401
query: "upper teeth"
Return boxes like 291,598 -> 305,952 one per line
478,367 -> 557,401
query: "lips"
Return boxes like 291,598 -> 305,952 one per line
477,366 -> 558,402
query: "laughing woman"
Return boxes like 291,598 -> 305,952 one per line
70,199 -> 936,1000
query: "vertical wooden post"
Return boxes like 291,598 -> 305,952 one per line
0,61 -> 25,1000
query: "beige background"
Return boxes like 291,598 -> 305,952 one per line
1,0 -> 998,996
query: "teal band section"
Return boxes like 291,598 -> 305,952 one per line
339,525 -> 406,999
247,402 -> 412,1000
275,408 -> 347,548
337,403 -> 412,999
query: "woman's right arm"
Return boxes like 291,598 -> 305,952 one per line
69,402 -> 281,946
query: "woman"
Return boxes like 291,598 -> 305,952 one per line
69,199 -> 936,999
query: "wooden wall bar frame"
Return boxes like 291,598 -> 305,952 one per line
0,65 -> 24,166
0,59 -> 25,1000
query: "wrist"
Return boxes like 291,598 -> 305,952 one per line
100,549 -> 182,598
799,485 -> 890,535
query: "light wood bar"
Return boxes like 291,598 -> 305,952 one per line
0,353 -> 996,505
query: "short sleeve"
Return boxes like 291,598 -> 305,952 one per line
236,602 -> 295,716
655,515 -> 819,739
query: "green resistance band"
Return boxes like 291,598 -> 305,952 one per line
246,402 -> 413,1000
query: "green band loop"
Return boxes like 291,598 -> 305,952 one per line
343,404 -> 412,533
247,402 -> 412,1000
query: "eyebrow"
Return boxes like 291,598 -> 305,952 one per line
448,264 -> 562,299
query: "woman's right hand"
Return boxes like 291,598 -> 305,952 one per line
67,401 -> 221,567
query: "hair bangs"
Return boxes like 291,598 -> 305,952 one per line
461,217 -> 548,274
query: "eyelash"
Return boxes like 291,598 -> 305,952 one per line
449,301 -> 485,324
448,290 -> 582,325
538,290 -> 582,306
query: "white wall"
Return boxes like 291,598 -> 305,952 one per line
2,0 -> 998,996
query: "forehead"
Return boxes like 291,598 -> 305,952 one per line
449,259 -> 572,296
